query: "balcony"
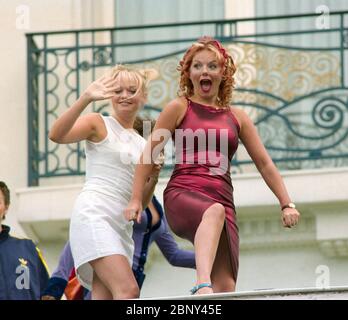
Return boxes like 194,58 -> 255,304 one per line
26,11 -> 348,187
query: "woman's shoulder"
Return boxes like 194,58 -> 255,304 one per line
85,113 -> 108,143
82,112 -> 103,120
158,97 -> 189,128
229,106 -> 258,136
230,106 -> 250,122
229,105 -> 241,123
165,97 -> 187,111
80,112 -> 105,127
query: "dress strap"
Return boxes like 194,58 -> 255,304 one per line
175,97 -> 192,131
100,115 -> 111,134
228,108 -> 241,133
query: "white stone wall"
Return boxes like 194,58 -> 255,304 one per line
0,0 -> 114,273
15,167 -> 348,296
0,0 -> 114,234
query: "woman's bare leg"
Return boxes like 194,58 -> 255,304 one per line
90,254 -> 139,300
91,271 -> 113,300
193,203 -> 225,294
211,228 -> 236,293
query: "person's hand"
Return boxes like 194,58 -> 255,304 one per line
82,75 -> 118,103
124,199 -> 143,224
41,295 -> 57,300
155,152 -> 165,166
281,208 -> 300,228
149,152 -> 165,179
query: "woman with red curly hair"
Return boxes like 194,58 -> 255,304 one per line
125,37 -> 300,295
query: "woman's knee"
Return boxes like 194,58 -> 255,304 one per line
116,283 -> 140,299
203,203 -> 225,222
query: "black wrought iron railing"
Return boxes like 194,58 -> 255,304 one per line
27,11 -> 348,186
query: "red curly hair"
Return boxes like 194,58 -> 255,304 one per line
177,36 -> 236,108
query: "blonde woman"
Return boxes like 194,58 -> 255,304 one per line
49,65 -> 158,299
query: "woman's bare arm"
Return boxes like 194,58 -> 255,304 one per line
124,98 -> 186,222
235,108 -> 300,227
49,76 -> 118,144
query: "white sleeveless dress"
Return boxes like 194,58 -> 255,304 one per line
69,115 -> 146,290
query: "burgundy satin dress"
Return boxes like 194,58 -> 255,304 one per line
163,98 -> 240,281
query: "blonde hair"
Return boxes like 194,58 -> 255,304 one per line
177,36 -> 236,108
108,64 -> 158,98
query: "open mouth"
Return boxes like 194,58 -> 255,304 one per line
120,100 -> 132,106
200,79 -> 212,93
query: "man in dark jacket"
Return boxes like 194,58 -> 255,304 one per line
0,181 -> 49,300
